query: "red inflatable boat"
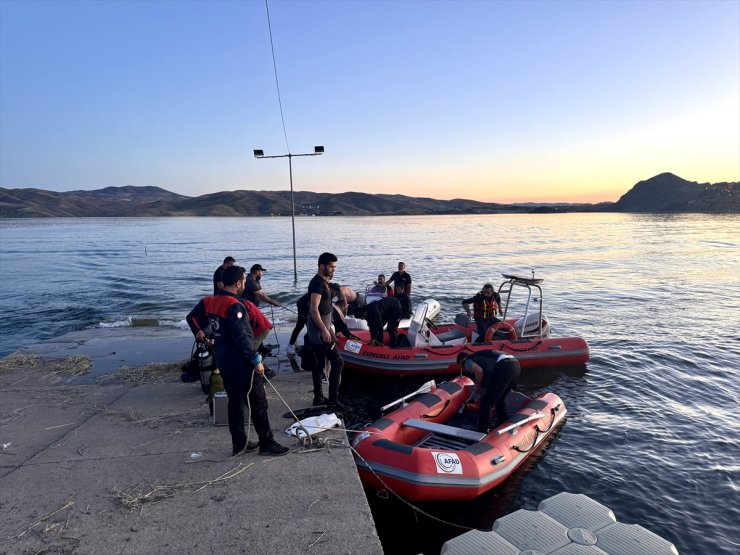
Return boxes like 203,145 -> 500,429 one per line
337,274 -> 589,376
352,376 -> 566,502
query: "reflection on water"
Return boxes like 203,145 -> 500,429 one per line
1,213 -> 739,554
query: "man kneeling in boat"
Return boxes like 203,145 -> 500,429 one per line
457,351 -> 521,433
354,297 -> 402,347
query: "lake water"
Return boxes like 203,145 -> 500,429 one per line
0,213 -> 738,554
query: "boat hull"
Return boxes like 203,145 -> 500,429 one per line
337,329 -> 589,376
352,376 -> 567,501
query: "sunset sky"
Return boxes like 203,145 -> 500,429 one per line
1,0 -> 738,203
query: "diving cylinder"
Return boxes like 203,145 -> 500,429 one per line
195,343 -> 214,393
208,369 -> 225,415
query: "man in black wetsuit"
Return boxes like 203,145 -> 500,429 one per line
354,296 -> 402,348
457,350 -> 520,433
393,283 -> 412,319
213,256 -> 235,295
305,252 -> 344,409
187,265 -> 288,457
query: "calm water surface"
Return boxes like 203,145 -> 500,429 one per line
1,213 -> 738,554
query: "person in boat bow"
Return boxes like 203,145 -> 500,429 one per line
354,296 -> 402,348
462,283 -> 501,342
457,350 -> 520,433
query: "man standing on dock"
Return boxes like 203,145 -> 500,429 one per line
306,252 -> 344,409
187,265 -> 288,457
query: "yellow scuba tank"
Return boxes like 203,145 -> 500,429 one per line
208,369 -> 225,415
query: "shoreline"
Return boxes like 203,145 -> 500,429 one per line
0,326 -> 383,554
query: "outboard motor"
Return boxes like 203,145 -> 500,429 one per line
514,313 -> 551,338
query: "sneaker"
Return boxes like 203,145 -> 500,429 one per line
232,441 -> 259,456
259,440 -> 289,457
313,395 -> 329,406
287,344 -> 296,356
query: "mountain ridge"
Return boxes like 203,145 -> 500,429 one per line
1,173 -> 737,217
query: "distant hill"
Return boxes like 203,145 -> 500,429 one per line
1,173 -> 737,217
614,173 -> 739,213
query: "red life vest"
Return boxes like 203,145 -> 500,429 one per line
474,295 -> 498,319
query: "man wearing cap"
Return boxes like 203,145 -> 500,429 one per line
243,264 -> 281,309
457,350 -> 521,433
187,265 -> 288,457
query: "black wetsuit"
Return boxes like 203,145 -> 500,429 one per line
388,271 -> 412,295
289,292 -> 310,346
305,274 -> 343,404
187,292 -> 275,451
364,297 -> 402,347
466,350 -> 520,433
394,292 -> 412,319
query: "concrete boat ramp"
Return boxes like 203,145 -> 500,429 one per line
0,327 -> 679,554
0,327 -> 382,554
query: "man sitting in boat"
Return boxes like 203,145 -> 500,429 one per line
375,274 -> 393,296
393,284 -> 412,319
457,350 -> 520,433
353,297 -> 402,347
462,283 -> 501,342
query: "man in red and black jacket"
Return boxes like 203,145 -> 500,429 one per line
187,265 -> 288,457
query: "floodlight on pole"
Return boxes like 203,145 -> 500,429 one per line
253,146 -> 325,284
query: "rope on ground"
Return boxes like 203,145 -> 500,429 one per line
258,375 -> 485,532
262,375 -> 313,443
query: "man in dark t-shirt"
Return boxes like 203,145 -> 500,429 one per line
388,261 -> 412,298
305,252 -> 344,409
213,256 -> 236,295
243,264 -> 281,308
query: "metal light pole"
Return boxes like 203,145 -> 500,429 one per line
253,146 -> 324,284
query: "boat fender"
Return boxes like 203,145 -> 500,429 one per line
484,322 -> 518,342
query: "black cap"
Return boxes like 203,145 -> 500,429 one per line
250,264 -> 267,273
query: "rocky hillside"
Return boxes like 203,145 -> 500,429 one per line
1,173 -> 738,217
614,173 -> 739,213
